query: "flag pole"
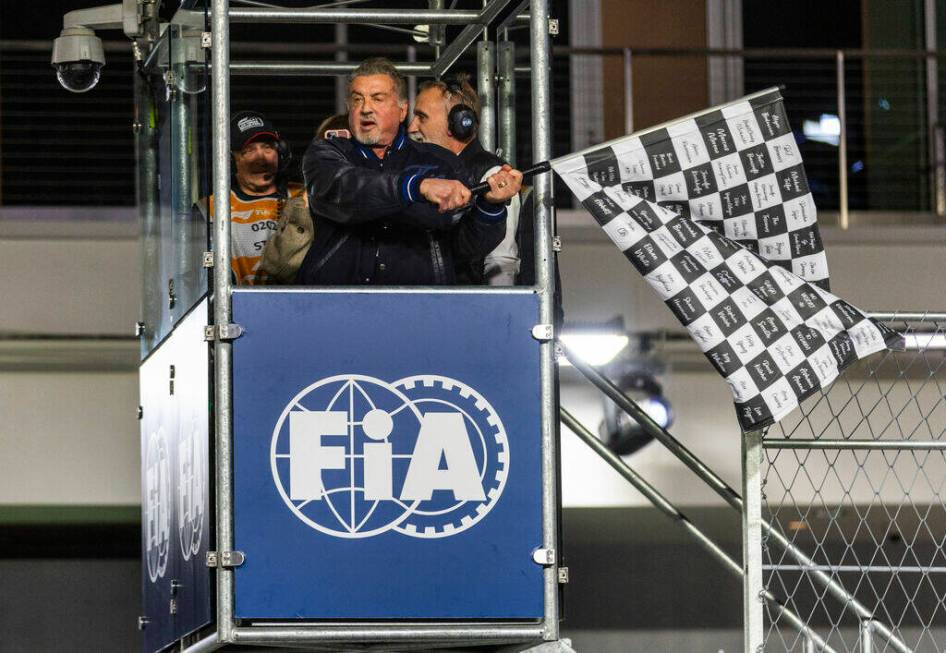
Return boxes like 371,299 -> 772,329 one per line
468,161 -> 552,195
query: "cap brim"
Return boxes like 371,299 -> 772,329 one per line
236,131 -> 279,149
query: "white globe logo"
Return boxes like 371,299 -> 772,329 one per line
145,427 -> 170,582
270,374 -> 509,539
177,410 -> 204,560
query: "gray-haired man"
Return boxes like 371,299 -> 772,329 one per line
296,57 -> 519,285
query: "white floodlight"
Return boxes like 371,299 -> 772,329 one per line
558,333 -> 630,367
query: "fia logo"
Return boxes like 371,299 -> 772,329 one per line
270,374 -> 508,539
177,411 -> 205,561
145,428 -> 171,583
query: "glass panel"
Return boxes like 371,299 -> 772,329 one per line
139,9 -> 210,358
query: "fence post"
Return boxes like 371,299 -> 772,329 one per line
860,620 -> 875,653
406,44 -> 417,106
334,23 -> 347,113
498,36 -> 516,165
933,124 -> 946,217
925,0 -> 942,216
210,0 -> 236,642
836,50 -> 849,229
530,0 -> 560,639
477,39 -> 496,153
623,48 -> 633,134
743,428 -> 765,651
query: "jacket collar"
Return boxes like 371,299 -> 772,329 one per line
458,138 -> 486,161
354,125 -> 409,161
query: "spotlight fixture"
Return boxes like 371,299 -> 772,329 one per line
599,371 -> 673,456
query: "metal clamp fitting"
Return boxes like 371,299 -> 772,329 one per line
558,566 -> 570,584
207,550 -> 245,568
531,324 -> 554,342
532,547 -> 555,566
204,324 -> 244,342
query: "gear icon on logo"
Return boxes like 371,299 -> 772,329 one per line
392,375 -> 509,538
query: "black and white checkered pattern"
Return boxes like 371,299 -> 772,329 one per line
557,89 -> 830,290
553,181 -> 900,430
552,91 -> 902,430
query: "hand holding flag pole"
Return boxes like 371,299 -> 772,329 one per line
468,160 -> 552,195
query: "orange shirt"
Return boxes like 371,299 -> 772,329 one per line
205,183 -> 303,285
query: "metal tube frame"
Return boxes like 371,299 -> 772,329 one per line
742,428 -> 765,651
136,50 -> 160,353
560,345 -> 913,653
171,26 -> 195,316
498,36 -> 517,165
181,632 -> 222,653
229,61 -> 432,75
201,0 -> 561,648
763,439 -> 946,450
477,40 -> 497,154
861,620 -> 876,653
868,311 -> 946,322
430,0 -> 517,78
623,48 -> 633,134
530,0 -> 560,641
837,50 -> 849,230
210,0 -> 235,646
925,0 -> 942,216
229,624 -> 546,645
229,7 -> 483,24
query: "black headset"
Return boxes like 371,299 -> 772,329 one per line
444,76 -> 478,143
273,137 -> 292,174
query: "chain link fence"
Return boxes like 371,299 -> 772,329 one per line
761,314 -> 946,652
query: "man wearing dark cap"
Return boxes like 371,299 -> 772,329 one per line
197,111 -> 303,285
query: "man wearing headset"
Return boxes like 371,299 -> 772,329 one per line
198,111 -> 303,285
408,74 -> 522,285
297,57 -> 518,286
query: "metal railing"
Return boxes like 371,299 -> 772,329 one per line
554,46 -> 946,224
5,41 -> 946,221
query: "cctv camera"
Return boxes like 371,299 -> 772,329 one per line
51,26 -> 105,93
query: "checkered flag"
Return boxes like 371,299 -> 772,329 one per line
552,89 -> 902,430
562,87 -> 829,289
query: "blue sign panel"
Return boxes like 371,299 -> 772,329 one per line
140,298 -> 212,653
232,290 -> 544,619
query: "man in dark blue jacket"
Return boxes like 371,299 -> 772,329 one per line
297,58 -> 520,285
